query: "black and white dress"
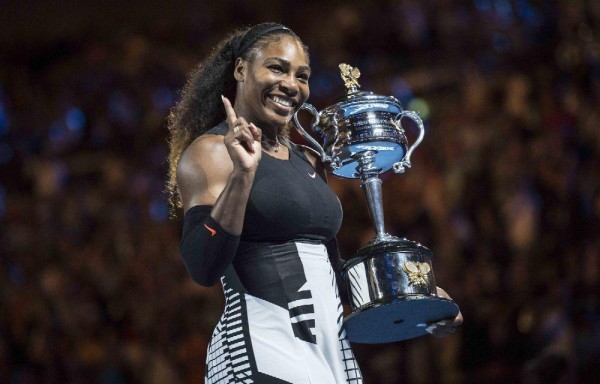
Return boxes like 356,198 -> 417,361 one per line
203,123 -> 363,384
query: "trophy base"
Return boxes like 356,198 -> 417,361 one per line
344,294 -> 459,343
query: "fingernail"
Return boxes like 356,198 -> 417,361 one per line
425,325 -> 436,334
416,323 -> 427,328
436,321 -> 447,326
221,95 -> 225,101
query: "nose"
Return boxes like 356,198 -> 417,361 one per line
279,75 -> 299,97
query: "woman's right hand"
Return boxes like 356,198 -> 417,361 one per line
222,96 -> 262,173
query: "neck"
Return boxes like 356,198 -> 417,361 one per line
261,126 -> 279,142
262,132 -> 281,152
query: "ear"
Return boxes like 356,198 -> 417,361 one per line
233,58 -> 245,82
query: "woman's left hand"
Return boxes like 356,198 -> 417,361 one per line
424,287 -> 463,338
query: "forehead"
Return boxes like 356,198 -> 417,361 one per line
252,35 -> 308,66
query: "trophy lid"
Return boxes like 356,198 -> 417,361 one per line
321,64 -> 404,119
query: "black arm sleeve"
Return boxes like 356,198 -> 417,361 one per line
325,237 -> 350,305
179,205 -> 240,286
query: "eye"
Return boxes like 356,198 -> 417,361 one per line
297,73 -> 310,83
268,65 -> 284,73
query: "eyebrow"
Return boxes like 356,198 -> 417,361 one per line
264,57 -> 311,72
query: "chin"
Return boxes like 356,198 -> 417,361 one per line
263,112 -> 293,129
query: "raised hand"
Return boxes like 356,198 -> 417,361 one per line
221,95 -> 262,173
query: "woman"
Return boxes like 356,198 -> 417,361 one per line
167,22 -> 461,383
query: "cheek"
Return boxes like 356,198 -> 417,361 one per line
254,75 -> 277,95
301,85 -> 310,101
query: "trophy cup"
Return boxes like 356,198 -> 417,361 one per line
293,64 -> 459,343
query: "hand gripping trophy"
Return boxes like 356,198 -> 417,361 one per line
294,64 -> 460,343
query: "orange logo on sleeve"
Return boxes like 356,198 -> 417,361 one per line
204,223 -> 217,237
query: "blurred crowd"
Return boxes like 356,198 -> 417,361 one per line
1,1 -> 599,383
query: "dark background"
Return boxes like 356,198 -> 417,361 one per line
1,0 -> 599,383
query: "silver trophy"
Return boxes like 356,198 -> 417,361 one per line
294,64 -> 459,343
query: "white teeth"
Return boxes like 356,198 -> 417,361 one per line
271,95 -> 293,107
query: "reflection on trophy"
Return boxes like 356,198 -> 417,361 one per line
294,64 -> 460,343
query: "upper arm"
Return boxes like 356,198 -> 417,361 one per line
176,135 -> 234,212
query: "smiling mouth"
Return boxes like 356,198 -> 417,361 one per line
268,94 -> 295,109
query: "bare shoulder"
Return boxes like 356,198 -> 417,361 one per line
177,135 -> 233,210
178,134 -> 230,171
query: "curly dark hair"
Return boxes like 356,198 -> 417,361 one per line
166,23 -> 308,215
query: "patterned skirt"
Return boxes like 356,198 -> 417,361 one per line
205,241 -> 363,384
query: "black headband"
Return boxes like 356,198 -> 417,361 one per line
232,25 -> 292,59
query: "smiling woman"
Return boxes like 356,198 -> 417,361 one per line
234,37 -> 311,130
166,23 -> 363,383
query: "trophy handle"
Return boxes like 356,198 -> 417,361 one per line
393,110 -> 425,173
293,103 -> 331,164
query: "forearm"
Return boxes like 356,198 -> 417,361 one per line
326,237 -> 350,306
210,169 -> 255,234
179,169 -> 255,286
180,206 -> 239,286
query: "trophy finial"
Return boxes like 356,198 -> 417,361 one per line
339,63 -> 361,92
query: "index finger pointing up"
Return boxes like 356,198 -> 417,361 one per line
221,95 -> 237,127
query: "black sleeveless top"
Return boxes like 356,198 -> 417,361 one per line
204,122 -> 343,243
